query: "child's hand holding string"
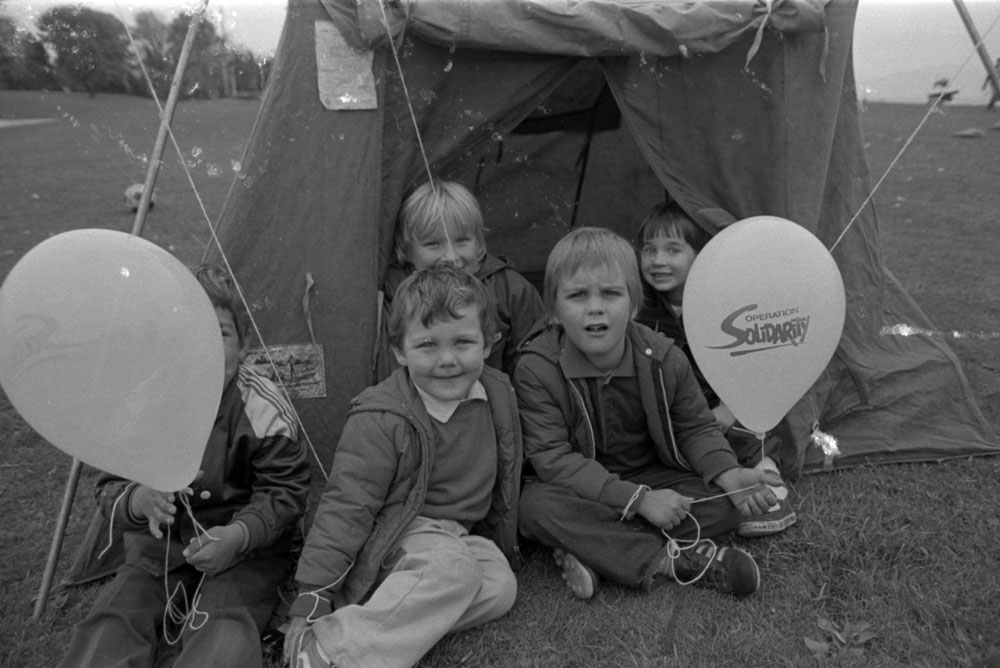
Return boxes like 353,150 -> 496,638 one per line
637,489 -> 692,530
129,486 -> 179,539
183,524 -> 245,575
713,467 -> 782,516
127,471 -> 204,539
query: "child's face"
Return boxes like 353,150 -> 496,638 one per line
392,305 -> 491,402
552,264 -> 633,372
407,220 -> 482,276
216,307 -> 243,386
639,231 -> 697,301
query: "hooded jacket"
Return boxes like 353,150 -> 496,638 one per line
291,365 -> 522,618
380,253 -> 545,376
636,287 -> 720,408
513,322 -> 738,515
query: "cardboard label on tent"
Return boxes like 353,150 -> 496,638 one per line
315,21 -> 377,110
245,344 -> 326,399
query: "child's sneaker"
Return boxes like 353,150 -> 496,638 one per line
738,456 -> 797,537
553,548 -> 599,599
667,540 -> 760,597
738,498 -> 797,537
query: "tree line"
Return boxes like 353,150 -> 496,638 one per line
0,1 -> 271,98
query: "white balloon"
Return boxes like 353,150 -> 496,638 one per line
684,216 -> 845,435
0,229 -> 224,491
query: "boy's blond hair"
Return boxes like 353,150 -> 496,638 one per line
195,263 -> 249,346
387,263 -> 496,352
395,180 -> 488,266
543,227 -> 642,317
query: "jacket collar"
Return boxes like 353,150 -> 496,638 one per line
413,380 -> 487,423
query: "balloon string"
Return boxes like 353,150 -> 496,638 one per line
659,481 -> 767,587
97,482 -> 138,560
375,2 -> 434,187
374,3 -> 456,258
688,484 -> 763,505
659,516 -> 716,587
177,489 -> 218,550
829,8 -> 1000,254
115,4 -> 327,481
160,497 -> 212,646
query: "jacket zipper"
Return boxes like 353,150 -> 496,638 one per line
568,380 -> 597,459
657,366 -> 691,470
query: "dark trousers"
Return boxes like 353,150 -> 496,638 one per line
519,465 -> 742,591
57,553 -> 289,668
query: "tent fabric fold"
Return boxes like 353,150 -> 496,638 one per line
358,0 -> 830,58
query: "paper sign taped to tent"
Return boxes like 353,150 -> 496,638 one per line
315,21 -> 376,110
245,344 -> 326,399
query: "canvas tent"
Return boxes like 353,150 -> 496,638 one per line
58,0 -> 1000,593
206,0 -> 998,484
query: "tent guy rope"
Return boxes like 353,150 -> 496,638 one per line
829,7 -> 1000,255
118,12 -> 326,480
376,0 -> 458,253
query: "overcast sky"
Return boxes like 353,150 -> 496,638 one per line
7,0 -> 1000,104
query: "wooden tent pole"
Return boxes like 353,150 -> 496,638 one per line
32,2 -> 209,621
32,459 -> 83,620
951,0 -> 1000,108
132,1 -> 208,236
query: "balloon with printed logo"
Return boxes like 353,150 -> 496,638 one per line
0,229 -> 224,491
683,216 -> 845,435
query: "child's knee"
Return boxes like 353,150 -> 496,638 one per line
178,615 -> 262,668
487,566 -> 518,616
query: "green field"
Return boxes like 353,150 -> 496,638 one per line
1,90 -> 998,668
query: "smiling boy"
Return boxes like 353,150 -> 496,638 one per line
379,179 -> 545,377
285,264 -> 522,668
514,227 -> 781,600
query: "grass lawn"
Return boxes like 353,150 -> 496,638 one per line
1,91 -> 998,668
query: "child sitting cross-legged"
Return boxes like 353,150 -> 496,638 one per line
284,263 -> 522,668
514,227 -> 781,600
635,202 -> 797,537
57,264 -> 312,668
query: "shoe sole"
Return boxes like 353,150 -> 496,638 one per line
737,511 -> 798,537
554,549 -> 598,599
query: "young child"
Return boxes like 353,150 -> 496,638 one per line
514,227 -> 781,601
379,179 -> 545,377
284,263 -> 521,668
57,264 -> 311,668
634,202 -> 796,536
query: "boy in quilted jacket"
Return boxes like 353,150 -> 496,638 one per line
285,264 -> 521,668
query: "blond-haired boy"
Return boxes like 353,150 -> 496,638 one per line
514,227 -> 780,599
380,179 -> 545,376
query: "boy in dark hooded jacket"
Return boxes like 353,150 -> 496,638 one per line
515,227 -> 780,601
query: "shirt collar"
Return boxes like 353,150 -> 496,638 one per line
560,337 -> 635,382
413,379 -> 488,423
